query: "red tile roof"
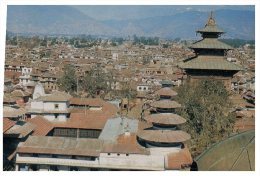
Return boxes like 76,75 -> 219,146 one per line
27,116 -> 54,136
155,87 -> 178,97
137,130 -> 191,143
102,133 -> 149,155
144,113 -> 186,125
166,147 -> 193,170
3,118 -> 16,133
150,100 -> 181,109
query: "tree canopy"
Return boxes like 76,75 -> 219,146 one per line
176,80 -> 236,157
57,64 -> 77,94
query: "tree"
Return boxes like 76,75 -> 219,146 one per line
176,80 -> 236,157
58,65 -> 77,94
82,67 -> 108,98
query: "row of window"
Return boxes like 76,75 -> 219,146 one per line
107,153 -> 129,156
52,128 -> 101,138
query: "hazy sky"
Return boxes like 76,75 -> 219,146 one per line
73,5 -> 254,20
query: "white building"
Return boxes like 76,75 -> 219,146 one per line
19,67 -> 33,86
28,83 -> 71,121
137,84 -> 150,92
15,117 -> 192,171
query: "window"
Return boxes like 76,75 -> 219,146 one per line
54,114 -> 58,119
108,153 -> 111,156
126,154 -> 129,156
54,104 -> 59,109
117,153 -> 120,156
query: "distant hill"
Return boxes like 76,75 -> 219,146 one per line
7,6 -> 255,40
7,6 -> 117,36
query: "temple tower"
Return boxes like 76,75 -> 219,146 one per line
180,12 -> 242,89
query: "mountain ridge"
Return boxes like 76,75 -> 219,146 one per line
7,6 -> 255,40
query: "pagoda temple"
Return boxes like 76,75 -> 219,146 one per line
137,87 -> 192,169
180,12 -> 242,88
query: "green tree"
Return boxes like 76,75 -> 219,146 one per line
82,67 -> 108,98
176,80 -> 236,157
58,65 -> 77,94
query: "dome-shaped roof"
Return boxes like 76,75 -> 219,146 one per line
144,113 -> 186,125
137,130 -> 190,143
150,100 -> 181,109
155,87 -> 178,97
195,130 -> 255,171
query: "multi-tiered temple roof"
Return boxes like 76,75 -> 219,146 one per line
180,12 -> 242,72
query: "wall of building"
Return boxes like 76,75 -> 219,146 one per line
43,102 -> 68,111
43,114 -> 67,122
16,152 -> 166,171
137,85 -> 149,92
31,101 -> 44,111
99,153 -> 165,170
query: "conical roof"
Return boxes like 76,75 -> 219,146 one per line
197,12 -> 224,34
144,113 -> 186,125
150,100 -> 181,109
155,87 -> 178,97
190,38 -> 233,50
180,55 -> 242,71
137,130 -> 191,143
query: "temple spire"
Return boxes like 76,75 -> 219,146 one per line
206,11 -> 216,26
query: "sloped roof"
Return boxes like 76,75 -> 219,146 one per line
55,113 -> 108,130
3,118 -> 16,133
137,130 -> 191,143
195,130 -> 255,171
36,91 -> 72,102
191,38 -> 233,50
99,117 -> 139,141
3,106 -> 26,118
197,25 -> 224,33
17,136 -> 103,157
4,121 -> 36,138
27,116 -> 54,136
166,147 -> 193,170
197,12 -> 224,34
180,55 -> 242,71
144,113 -> 186,125
102,133 -> 149,155
150,100 -> 181,109
70,97 -> 105,107
155,87 -> 178,97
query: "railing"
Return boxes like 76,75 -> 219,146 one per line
16,156 -> 164,171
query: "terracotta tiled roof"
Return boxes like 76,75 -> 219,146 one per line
150,100 -> 181,109
102,133 -> 149,155
3,106 -> 26,118
138,121 -> 153,130
4,121 -> 36,138
11,90 -> 30,97
3,94 -> 16,103
36,91 -> 72,102
70,97 -> 104,107
166,147 -> 193,170
4,71 -> 22,80
55,113 -> 108,130
27,116 -> 53,136
144,113 -> 186,125
137,130 -> 191,143
17,136 -> 103,157
3,118 -> 16,133
155,87 -> 178,97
